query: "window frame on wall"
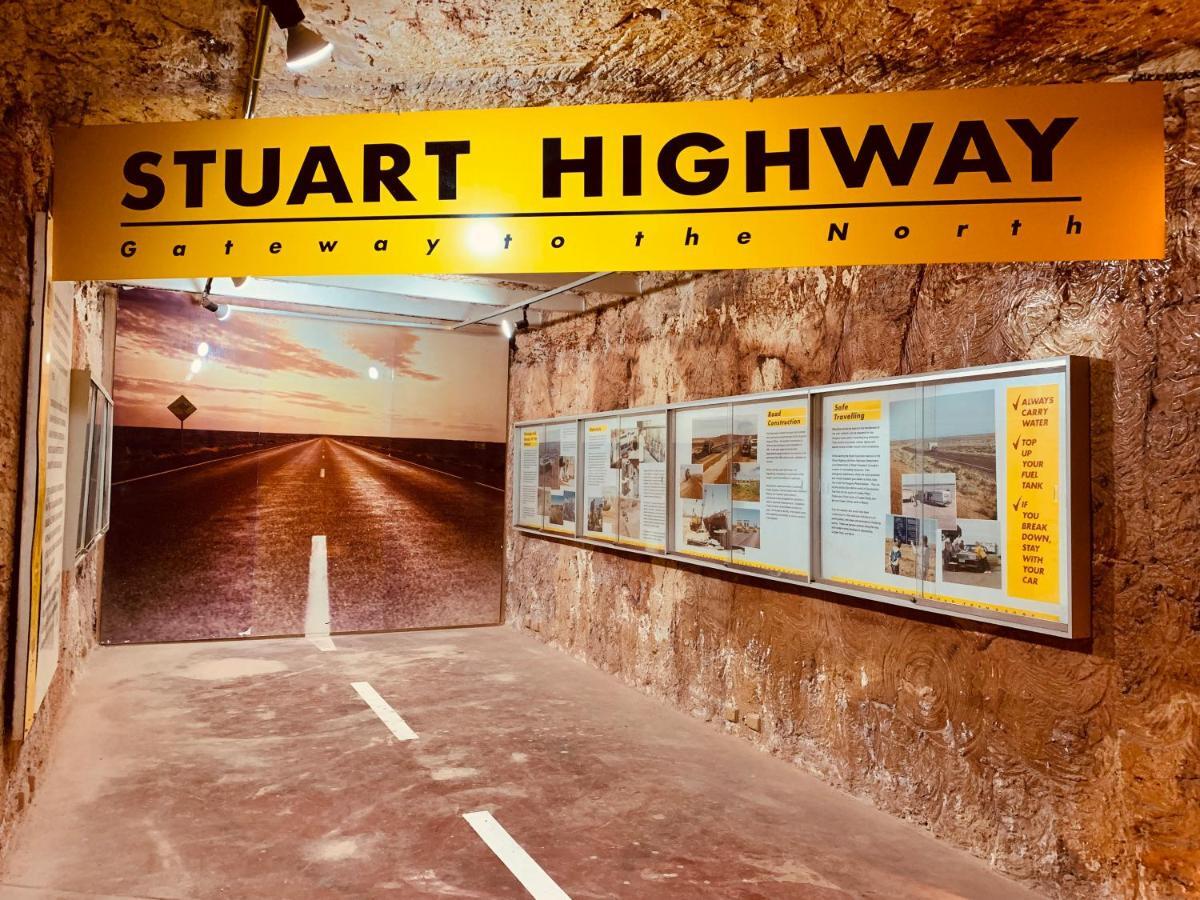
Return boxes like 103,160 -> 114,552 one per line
74,377 -> 114,559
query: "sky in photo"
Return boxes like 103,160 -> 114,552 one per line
114,288 -> 507,441
889,388 -> 996,442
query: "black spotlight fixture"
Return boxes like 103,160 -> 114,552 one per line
264,0 -> 333,71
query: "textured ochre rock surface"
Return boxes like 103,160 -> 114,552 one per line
0,0 -> 1198,894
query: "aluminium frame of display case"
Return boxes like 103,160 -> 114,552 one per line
512,355 -> 1090,639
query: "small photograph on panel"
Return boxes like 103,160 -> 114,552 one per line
889,390 -> 997,520
559,452 -> 576,489
884,514 -> 934,580
537,486 -> 551,517
562,490 -> 576,524
640,421 -> 666,463
621,458 -> 640,499
587,496 -> 611,533
602,490 -> 617,532
730,504 -> 761,550
680,498 -> 707,546
733,416 -> 758,463
682,484 -> 729,550
618,426 -> 642,462
539,440 -> 561,488
620,498 -> 641,539
732,461 -> 760,501
679,464 -> 704,500
548,492 -> 566,526
690,417 -> 732,483
900,472 -> 958,530
940,519 -> 1002,590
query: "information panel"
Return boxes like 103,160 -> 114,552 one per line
513,357 -> 1087,638
732,399 -> 810,578
582,416 -> 619,541
516,425 -> 543,529
674,405 -> 733,564
541,421 -> 578,534
820,384 -> 930,598
616,412 -> 667,551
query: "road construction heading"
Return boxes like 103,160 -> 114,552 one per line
51,82 -> 1163,280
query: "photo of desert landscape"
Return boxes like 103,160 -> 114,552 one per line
103,288 -> 507,644
732,461 -> 760,501
890,390 -> 998,521
679,464 -> 704,500
901,473 -> 958,530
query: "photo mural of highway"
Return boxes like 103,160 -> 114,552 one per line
102,288 -> 508,643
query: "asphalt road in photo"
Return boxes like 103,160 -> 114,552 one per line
102,437 -> 503,644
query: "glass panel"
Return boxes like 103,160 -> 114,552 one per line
88,387 -> 108,544
672,404 -> 733,564
730,398 -> 808,578
581,417 -> 619,541
920,372 -> 1068,626
819,383 -> 926,600
517,425 -> 544,528
616,412 -> 667,551
77,387 -> 97,551
542,421 -> 578,535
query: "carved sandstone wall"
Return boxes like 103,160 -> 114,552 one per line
504,83 -> 1200,897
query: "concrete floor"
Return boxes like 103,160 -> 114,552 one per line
0,628 -> 1038,899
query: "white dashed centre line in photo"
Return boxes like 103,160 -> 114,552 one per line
463,811 -> 571,900
305,535 -> 335,651
351,682 -> 418,741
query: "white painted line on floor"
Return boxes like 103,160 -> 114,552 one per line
463,811 -> 571,900
305,535 -> 335,651
352,682 -> 418,741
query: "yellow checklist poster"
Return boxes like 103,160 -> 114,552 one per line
1006,386 -> 1060,602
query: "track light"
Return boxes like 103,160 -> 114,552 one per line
286,23 -> 333,71
264,0 -> 332,71
198,295 -> 232,321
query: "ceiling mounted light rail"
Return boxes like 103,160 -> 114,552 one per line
453,272 -> 614,332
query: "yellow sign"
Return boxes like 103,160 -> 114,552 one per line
522,430 -> 539,448
51,83 -> 1163,280
1006,385 -> 1061,602
766,406 -> 807,427
831,400 -> 881,422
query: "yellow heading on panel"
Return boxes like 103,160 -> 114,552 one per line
51,82 -> 1163,279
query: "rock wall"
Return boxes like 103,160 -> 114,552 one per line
0,0 -> 255,849
504,82 -> 1200,898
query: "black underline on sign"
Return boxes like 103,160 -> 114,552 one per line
119,195 -> 1084,228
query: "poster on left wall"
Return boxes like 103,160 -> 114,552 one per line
11,216 -> 72,735
102,288 -> 509,643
